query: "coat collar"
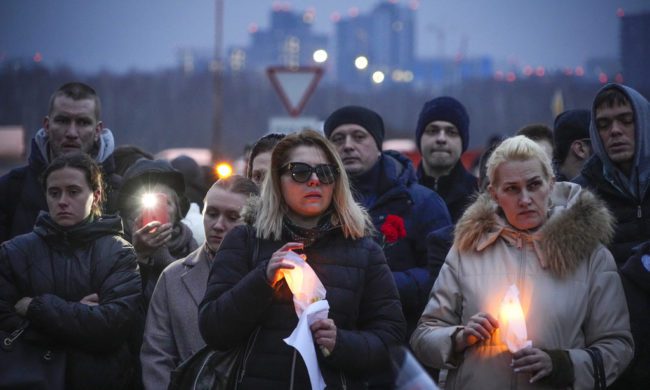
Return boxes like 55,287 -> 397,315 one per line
180,245 -> 212,305
454,182 -> 614,277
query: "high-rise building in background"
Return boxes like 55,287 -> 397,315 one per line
232,5 -> 327,72
335,2 -> 416,88
334,1 -> 493,89
621,11 -> 650,92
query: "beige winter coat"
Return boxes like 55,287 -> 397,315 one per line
410,182 -> 633,389
141,245 -> 212,390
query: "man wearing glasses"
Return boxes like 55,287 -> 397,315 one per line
553,109 -> 593,181
324,105 -> 451,340
574,83 -> 650,266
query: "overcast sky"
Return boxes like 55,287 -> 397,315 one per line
1,0 -> 649,73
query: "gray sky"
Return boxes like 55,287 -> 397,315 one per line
1,0 -> 649,73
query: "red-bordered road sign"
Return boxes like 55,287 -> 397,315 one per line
267,66 -> 324,117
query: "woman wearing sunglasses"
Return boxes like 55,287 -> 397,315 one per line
199,129 -> 406,389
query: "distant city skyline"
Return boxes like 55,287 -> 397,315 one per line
1,0 -> 649,74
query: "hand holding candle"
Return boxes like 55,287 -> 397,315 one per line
310,318 -> 336,357
511,347 -> 553,383
266,242 -> 302,285
455,312 -> 499,352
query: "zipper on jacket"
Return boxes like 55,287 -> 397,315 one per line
516,234 -> 527,288
289,349 -> 297,390
638,204 -> 642,218
512,234 -> 528,390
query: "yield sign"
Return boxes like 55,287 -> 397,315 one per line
267,66 -> 324,117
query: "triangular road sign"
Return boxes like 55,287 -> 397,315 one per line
267,66 -> 324,117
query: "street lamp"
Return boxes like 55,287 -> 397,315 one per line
313,49 -> 328,63
354,56 -> 368,70
372,71 -> 385,84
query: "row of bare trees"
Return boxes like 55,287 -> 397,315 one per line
1,63 -> 630,162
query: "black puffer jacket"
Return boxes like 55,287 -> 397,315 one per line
199,225 -> 406,389
0,213 -> 143,390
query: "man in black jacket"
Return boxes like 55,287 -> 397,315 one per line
0,82 -> 121,243
414,96 -> 478,223
573,83 -> 650,266
324,105 -> 451,339
573,84 -> 650,390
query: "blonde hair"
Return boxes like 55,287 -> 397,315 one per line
255,129 -> 373,240
486,135 -> 554,186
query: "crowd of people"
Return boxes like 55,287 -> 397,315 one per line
0,80 -> 648,389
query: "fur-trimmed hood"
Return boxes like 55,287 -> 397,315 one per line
454,182 -> 614,277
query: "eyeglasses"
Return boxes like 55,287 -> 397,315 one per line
280,162 -> 339,184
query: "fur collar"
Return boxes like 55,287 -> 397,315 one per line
241,195 -> 260,226
454,182 -> 614,277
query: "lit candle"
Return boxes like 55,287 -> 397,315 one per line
499,285 -> 532,353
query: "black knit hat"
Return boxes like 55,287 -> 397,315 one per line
415,97 -> 470,152
553,109 -> 590,163
323,106 -> 384,150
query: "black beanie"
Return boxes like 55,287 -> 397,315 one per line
553,109 -> 591,163
415,97 -> 470,152
323,106 -> 384,150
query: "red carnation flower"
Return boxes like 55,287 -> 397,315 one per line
380,214 -> 406,245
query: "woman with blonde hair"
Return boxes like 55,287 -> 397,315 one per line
411,135 -> 633,389
199,129 -> 405,389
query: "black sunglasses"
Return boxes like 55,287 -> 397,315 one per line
280,162 -> 339,184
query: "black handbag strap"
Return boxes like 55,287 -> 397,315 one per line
585,347 -> 607,390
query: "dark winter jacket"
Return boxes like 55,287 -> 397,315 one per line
0,213 -> 143,390
0,128 -> 122,243
573,84 -> 650,265
610,241 -> 650,389
426,224 -> 455,282
351,151 -> 451,336
199,224 -> 406,389
574,158 -> 650,264
118,158 -> 197,306
417,160 -> 478,223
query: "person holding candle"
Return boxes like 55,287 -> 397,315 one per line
199,129 -> 406,389
410,135 -> 633,389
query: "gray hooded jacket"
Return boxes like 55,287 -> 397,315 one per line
574,83 -> 650,264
